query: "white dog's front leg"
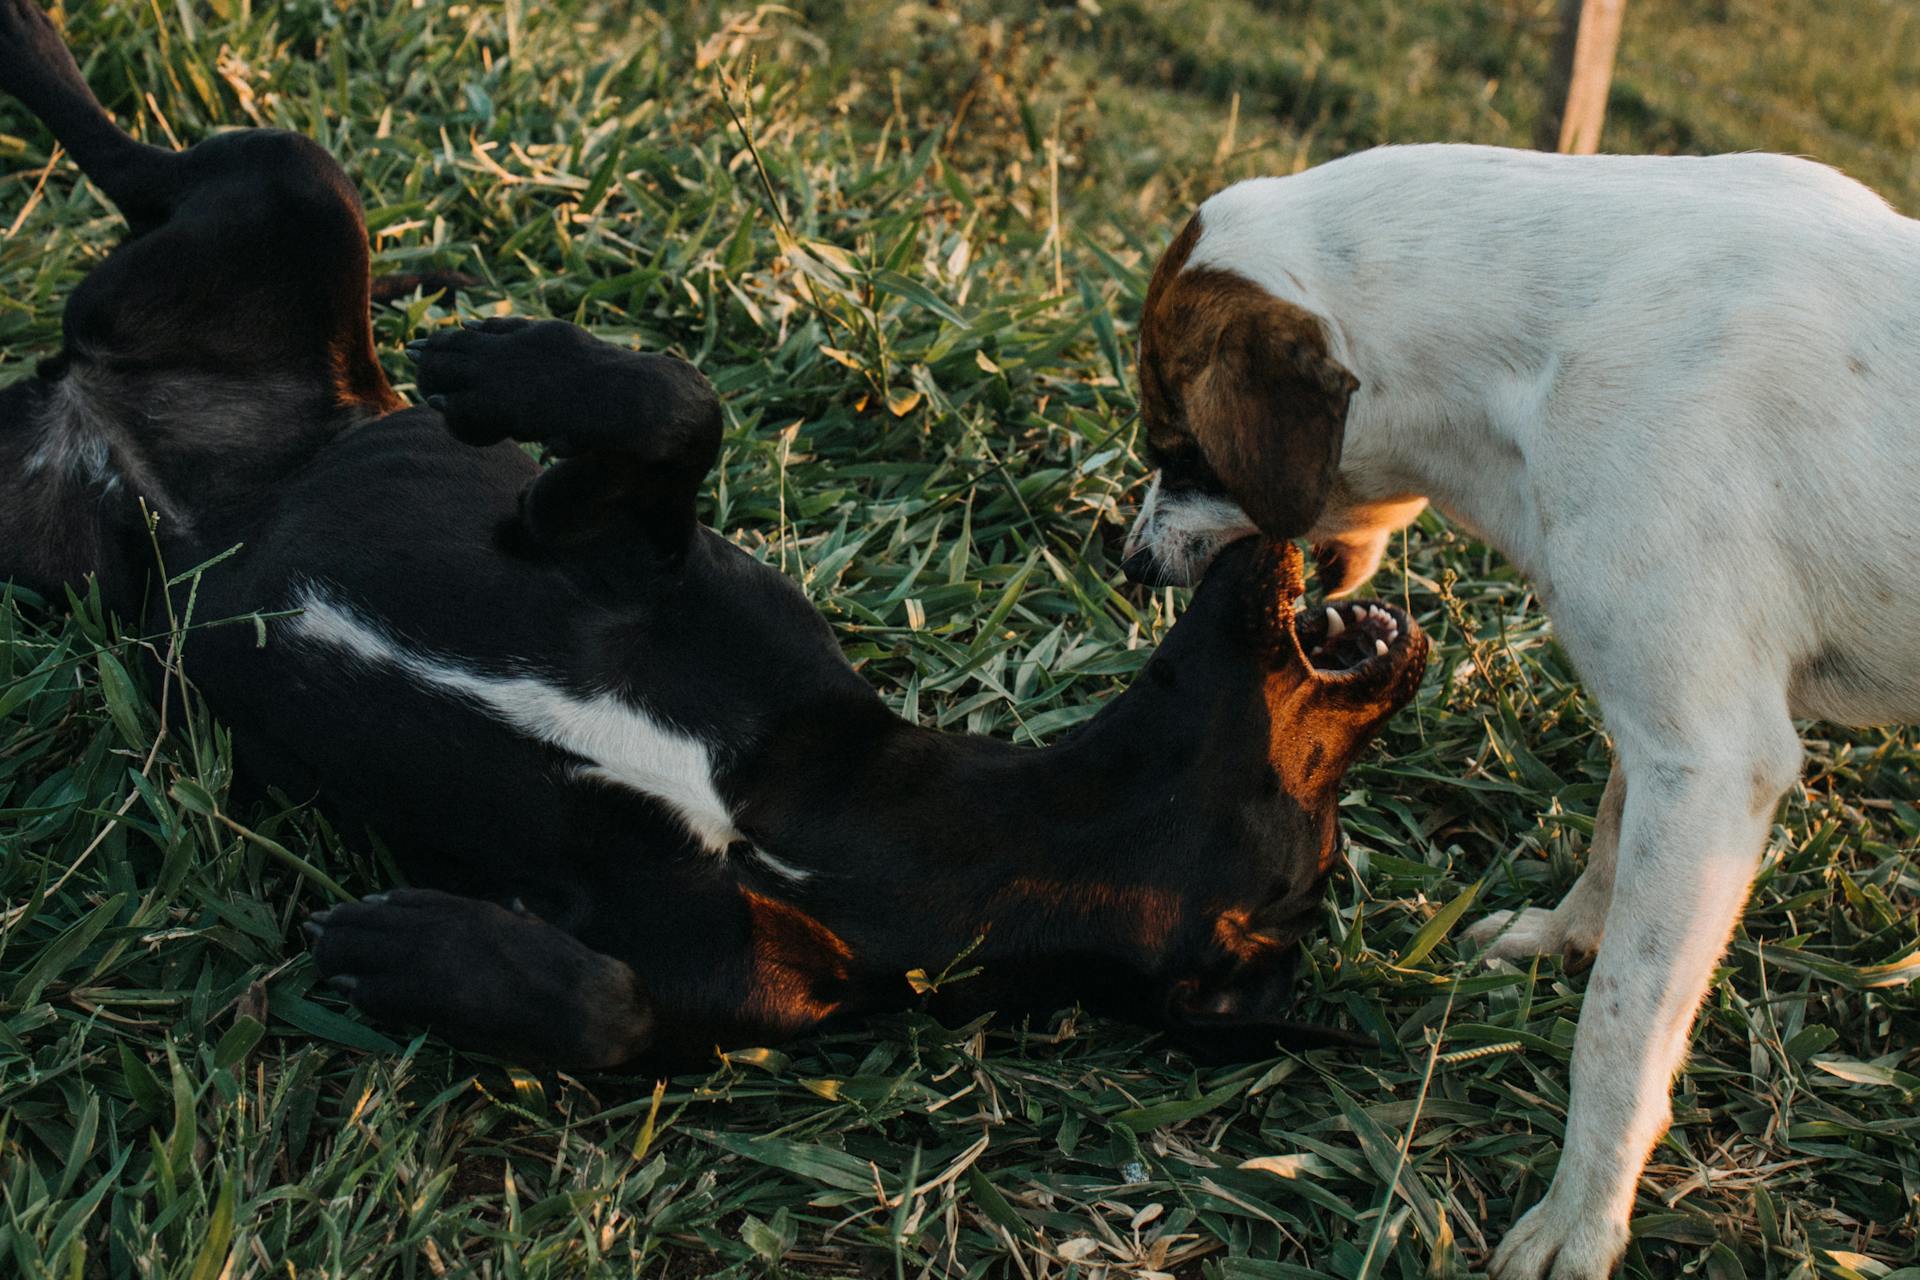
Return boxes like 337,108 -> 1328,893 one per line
1490,728 -> 1798,1280
1466,759 -> 1624,965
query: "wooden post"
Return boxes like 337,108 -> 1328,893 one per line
1536,0 -> 1627,154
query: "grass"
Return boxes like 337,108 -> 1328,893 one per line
2,1 -> 1918,1276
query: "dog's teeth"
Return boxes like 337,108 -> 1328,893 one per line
1374,639 -> 1389,656
1325,607 -> 1346,639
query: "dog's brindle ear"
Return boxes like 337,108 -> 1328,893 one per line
1140,213 -> 1357,539
1186,290 -> 1358,538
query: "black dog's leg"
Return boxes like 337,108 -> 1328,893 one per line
306,889 -> 655,1069
408,319 -> 722,550
1,1 -> 398,404
0,0 -> 178,222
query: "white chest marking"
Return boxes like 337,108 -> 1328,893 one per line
287,586 -> 741,854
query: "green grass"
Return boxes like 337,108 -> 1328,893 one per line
3,1 -> 1918,1276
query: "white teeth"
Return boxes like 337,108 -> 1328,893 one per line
1374,638 -> 1389,656
1325,607 -> 1346,639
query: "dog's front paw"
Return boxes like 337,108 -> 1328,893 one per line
1489,1194 -> 1629,1280
405,318 -> 715,467
0,0 -> 70,62
406,317 -> 590,448
1463,907 -> 1601,968
305,887 -> 652,1067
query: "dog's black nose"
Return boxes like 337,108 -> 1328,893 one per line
1122,546 -> 1175,587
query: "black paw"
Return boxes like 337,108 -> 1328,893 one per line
0,0 -> 69,64
405,318 -> 718,462
406,316 -> 560,447
305,888 -> 654,1068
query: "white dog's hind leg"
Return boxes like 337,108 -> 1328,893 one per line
1466,760 -> 1624,966
1489,716 -> 1800,1280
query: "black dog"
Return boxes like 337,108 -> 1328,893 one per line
0,2 -> 1428,1068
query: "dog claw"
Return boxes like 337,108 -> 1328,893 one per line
362,892 -> 390,906
426,395 -> 446,411
403,339 -> 427,362
325,974 -> 359,993
301,920 -> 323,941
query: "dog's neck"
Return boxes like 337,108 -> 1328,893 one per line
726,680 -> 1297,1007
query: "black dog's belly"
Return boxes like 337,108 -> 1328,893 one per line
178,411 -> 682,880
214,409 -> 554,656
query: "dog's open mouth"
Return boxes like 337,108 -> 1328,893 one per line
1297,600 -> 1409,673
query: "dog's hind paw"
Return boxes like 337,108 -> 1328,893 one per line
305,887 -> 653,1068
1489,1194 -> 1629,1280
1462,906 -> 1601,968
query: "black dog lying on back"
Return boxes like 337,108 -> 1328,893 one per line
0,2 -> 1428,1067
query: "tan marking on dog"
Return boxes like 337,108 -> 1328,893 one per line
1211,906 -> 1284,964
570,958 -> 657,1068
740,888 -> 853,1031
989,877 -> 1183,951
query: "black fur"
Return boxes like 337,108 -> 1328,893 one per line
0,2 -> 1427,1068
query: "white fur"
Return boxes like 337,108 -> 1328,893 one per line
749,846 -> 815,883
1131,144 -> 1920,1279
26,377 -> 116,482
1122,474 -> 1258,583
288,584 -> 741,854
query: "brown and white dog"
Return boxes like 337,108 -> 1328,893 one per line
1120,144 -> 1920,1279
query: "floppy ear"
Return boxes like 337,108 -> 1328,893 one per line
1188,299 -> 1358,538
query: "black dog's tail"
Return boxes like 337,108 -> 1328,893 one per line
0,1 -> 180,224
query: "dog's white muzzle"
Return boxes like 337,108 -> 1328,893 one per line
1121,475 -> 1261,587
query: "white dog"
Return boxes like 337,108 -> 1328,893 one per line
1119,143 -> 1920,1279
